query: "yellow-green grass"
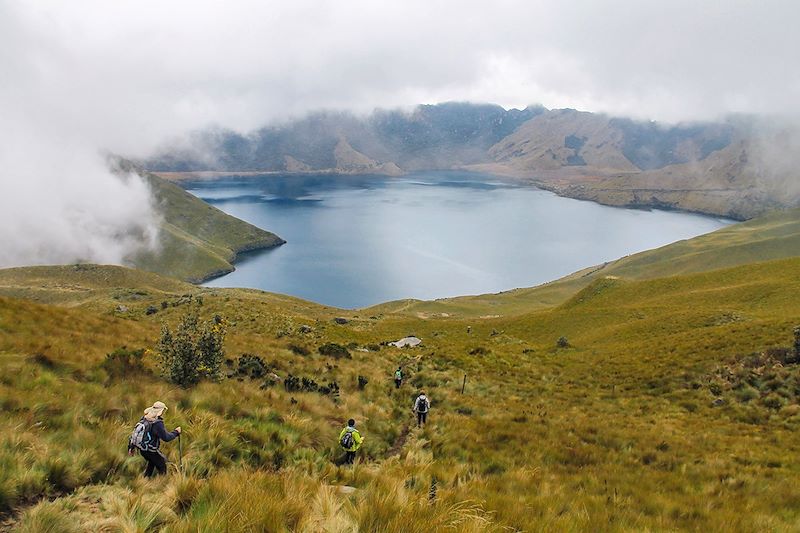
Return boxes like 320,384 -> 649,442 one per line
129,169 -> 284,283
2,256 -> 800,530
370,207 -> 800,318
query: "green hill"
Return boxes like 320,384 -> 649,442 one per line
115,160 -> 285,283
370,207 -> 800,317
2,254 -> 800,530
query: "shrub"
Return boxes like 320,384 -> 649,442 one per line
235,353 -> 268,380
288,344 -> 310,356
318,343 -> 351,359
283,374 -> 339,396
794,325 -> 800,359
763,394 -> 786,410
100,347 -> 149,378
735,385 -> 759,403
156,312 -> 227,388
469,346 -> 488,356
557,336 -> 570,348
357,375 -> 369,390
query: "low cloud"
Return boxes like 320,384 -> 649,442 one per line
1,0 -> 798,268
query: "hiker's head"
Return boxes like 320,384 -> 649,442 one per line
144,401 -> 168,420
348,418 -> 355,427
419,390 -> 425,396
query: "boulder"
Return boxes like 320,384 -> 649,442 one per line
389,336 -> 422,348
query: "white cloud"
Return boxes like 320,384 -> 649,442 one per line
1,0 -> 798,266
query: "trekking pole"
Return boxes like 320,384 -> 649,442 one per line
178,434 -> 183,472
461,374 -> 467,394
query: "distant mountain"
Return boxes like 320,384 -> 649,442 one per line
144,103 -> 799,219
145,103 -> 543,173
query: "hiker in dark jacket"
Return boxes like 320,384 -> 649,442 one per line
413,391 -> 431,427
129,401 -> 181,477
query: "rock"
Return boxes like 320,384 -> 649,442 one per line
389,336 -> 422,348
712,397 -> 727,407
299,324 -> 313,333
145,305 -> 158,315
333,317 -> 349,325
115,305 -> 128,313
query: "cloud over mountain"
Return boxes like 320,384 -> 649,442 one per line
1,0 -> 798,267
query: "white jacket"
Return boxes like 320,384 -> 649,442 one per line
413,395 -> 430,413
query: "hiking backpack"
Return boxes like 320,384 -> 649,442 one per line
418,397 -> 428,412
129,417 -> 154,451
340,429 -> 355,449
395,370 -> 402,380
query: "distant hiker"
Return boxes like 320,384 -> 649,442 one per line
128,401 -> 181,477
467,326 -> 472,335
413,391 -> 431,427
394,366 -> 403,389
339,418 -> 363,465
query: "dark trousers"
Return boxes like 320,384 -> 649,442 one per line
345,450 -> 356,464
417,411 -> 427,427
140,449 -> 167,477
394,379 -> 402,389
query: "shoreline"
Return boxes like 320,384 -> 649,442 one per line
157,166 -> 753,222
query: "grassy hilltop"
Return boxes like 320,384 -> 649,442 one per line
2,209 -> 800,530
115,160 -> 285,283
371,207 -> 800,317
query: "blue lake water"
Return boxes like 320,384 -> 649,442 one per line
185,171 -> 732,309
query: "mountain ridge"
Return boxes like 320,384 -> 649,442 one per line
142,103 -> 797,219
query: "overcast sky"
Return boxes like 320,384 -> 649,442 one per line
1,0 -> 798,267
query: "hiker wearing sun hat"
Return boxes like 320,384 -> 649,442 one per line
128,401 -> 182,477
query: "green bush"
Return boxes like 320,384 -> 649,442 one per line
235,353 -> 268,380
100,347 -> 149,378
156,312 -> 227,388
318,343 -> 351,359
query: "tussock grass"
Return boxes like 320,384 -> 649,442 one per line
3,255 -> 800,529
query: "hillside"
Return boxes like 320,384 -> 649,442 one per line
112,160 -> 285,283
2,254 -> 800,530
371,207 -> 800,317
141,103 -> 800,219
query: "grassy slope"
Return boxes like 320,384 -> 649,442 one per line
2,257 -> 800,530
370,207 -> 800,318
130,170 -> 285,283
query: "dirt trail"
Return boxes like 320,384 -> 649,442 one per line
385,424 -> 411,458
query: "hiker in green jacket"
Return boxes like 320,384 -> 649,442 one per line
394,366 -> 403,389
339,418 -> 363,465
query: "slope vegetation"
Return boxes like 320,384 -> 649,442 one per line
114,160 -> 285,283
2,255 -> 800,530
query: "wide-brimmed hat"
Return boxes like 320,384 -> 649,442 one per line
144,401 -> 168,419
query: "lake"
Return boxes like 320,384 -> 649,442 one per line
185,171 -> 732,309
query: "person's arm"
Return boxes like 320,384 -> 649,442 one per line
152,420 -> 179,442
413,397 -> 420,412
353,430 -> 363,450
339,428 -> 346,442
